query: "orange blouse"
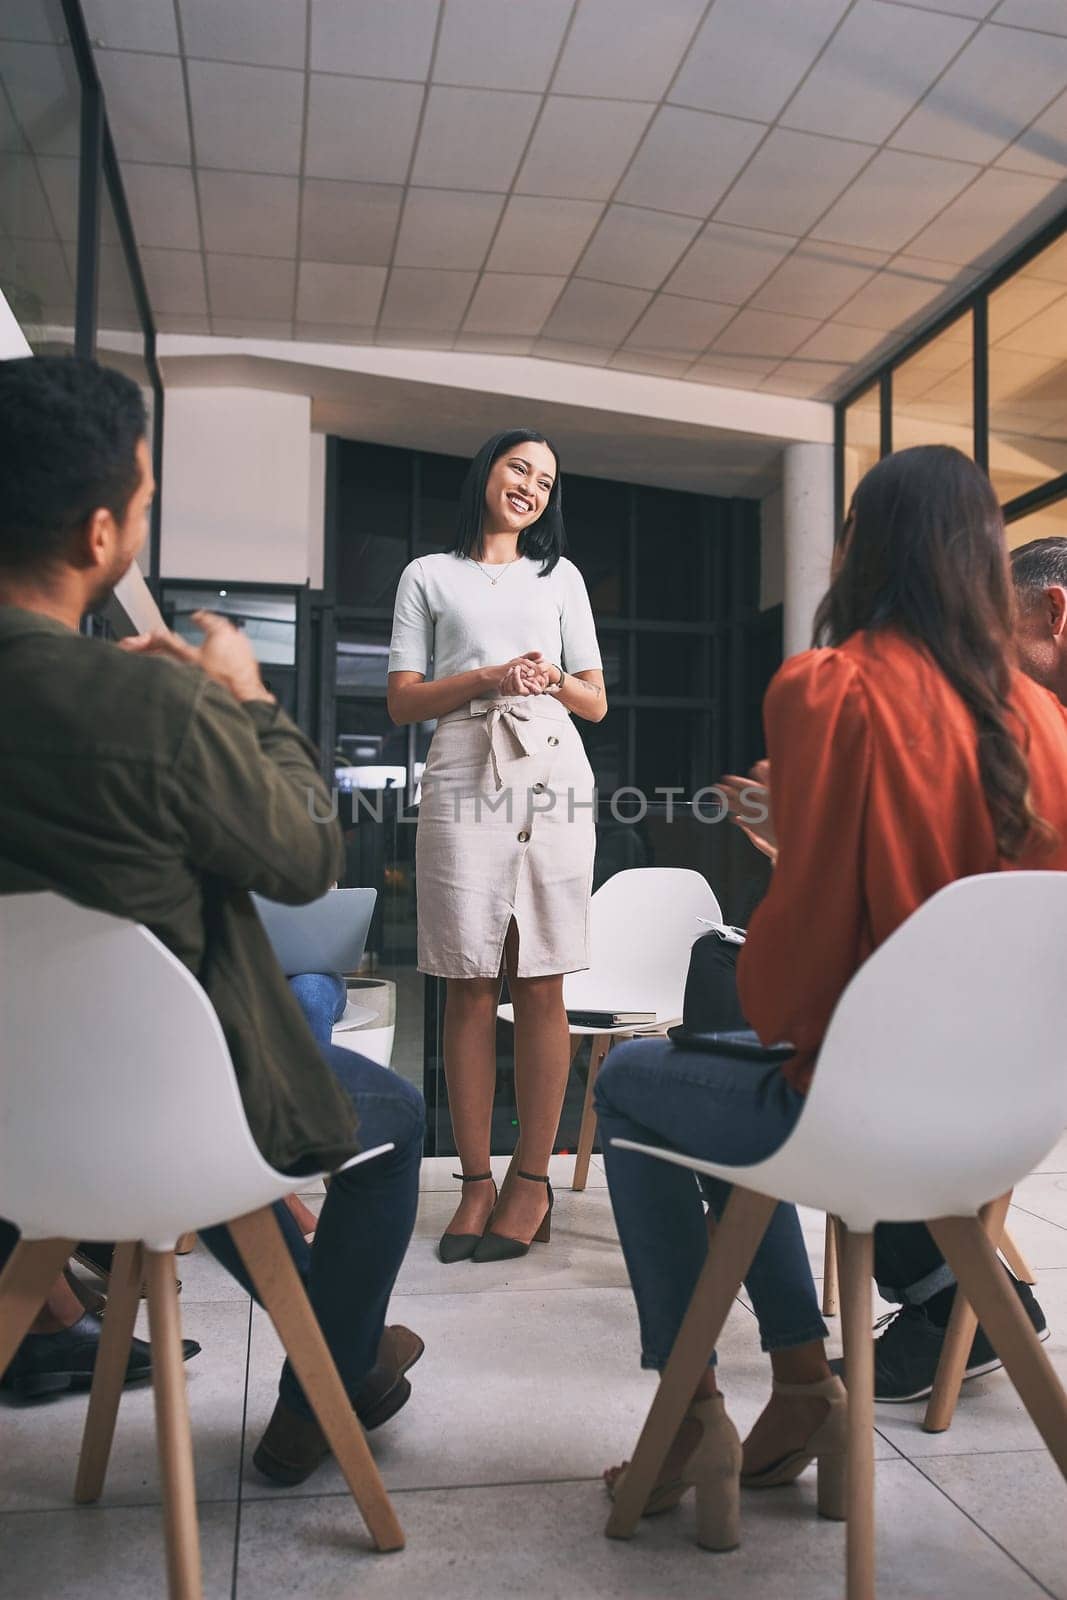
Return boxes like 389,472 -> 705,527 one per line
737,628 -> 1067,1093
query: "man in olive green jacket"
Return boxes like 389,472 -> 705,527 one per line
0,356 -> 424,1481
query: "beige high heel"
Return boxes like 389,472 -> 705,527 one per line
740,1373 -> 848,1520
609,1393 -> 743,1552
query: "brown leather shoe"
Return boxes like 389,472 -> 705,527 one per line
252,1324 -> 425,1486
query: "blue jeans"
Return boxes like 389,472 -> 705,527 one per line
201,1043 -> 424,1418
288,972 -> 347,1047
595,1037 -> 827,1370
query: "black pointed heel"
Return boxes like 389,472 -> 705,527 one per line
437,1172 -> 498,1264
471,1170 -> 554,1263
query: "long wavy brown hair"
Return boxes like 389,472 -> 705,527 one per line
813,444 -> 1051,860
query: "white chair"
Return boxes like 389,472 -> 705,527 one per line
0,892 -> 404,1600
497,867 -> 722,1189
602,873 -> 1067,1598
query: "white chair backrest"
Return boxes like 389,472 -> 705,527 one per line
562,868 -> 722,1017
733,873 -> 1067,1230
0,892 -> 310,1247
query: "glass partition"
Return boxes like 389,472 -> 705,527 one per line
843,385 -> 879,508
989,237 -> 1067,509
892,313 -> 973,458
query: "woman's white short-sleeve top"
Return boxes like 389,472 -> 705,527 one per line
388,552 -> 602,682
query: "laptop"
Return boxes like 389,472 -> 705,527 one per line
251,887 -> 377,978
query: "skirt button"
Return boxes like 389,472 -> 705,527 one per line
547,735 -> 559,746
517,829 -> 530,843
533,782 -> 546,793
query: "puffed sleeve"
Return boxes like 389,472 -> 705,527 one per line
737,647 -> 871,1088
388,560 -> 434,676
560,560 -> 602,674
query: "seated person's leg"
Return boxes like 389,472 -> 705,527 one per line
288,972 -> 348,1047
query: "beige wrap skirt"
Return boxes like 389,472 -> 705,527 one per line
415,695 -> 596,979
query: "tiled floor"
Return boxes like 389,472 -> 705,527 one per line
4,1143 -> 1066,1599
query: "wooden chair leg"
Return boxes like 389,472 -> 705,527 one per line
999,1226 -> 1036,1286
573,1033 -> 612,1192
227,1207 -> 404,1553
822,1213 -> 840,1317
76,1243 -> 144,1504
839,1227 -> 876,1600
605,1186 -> 777,1541
924,1192 -> 1012,1434
929,1215 -> 1067,1479
0,1238 -> 77,1373
174,1234 -> 197,1257
144,1249 -> 203,1600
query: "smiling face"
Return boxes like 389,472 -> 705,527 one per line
483,439 -> 557,539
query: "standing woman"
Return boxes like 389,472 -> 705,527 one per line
387,429 -> 606,1263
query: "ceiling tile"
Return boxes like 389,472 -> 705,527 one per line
1,40 -> 85,159
553,0 -> 707,100
120,163 -> 201,251
95,51 -> 190,165
155,311 -> 211,333
198,171 -> 300,257
712,307 -> 823,359
664,221 -> 795,304
394,188 -> 505,268
305,76 -> 423,182
617,106 -> 765,217
610,351 -> 692,378
670,0 -> 851,122
907,167 -> 1065,265
715,130 -> 873,236
379,267 -> 478,332
376,328 -> 456,349
687,352 -> 780,385
891,23 -> 1067,166
188,61 -> 304,174
576,206 -> 700,290
486,195 -> 604,273
33,155 -> 81,242
2,237 -> 74,321
899,0 -> 996,14
531,338 -> 614,365
1021,232 -> 1067,281
211,316 -> 294,338
835,255 -> 977,329
463,272 -> 566,335
0,1 -> 66,42
411,87 -> 539,190
996,88 -> 1067,178
296,321 -> 376,344
300,179 -> 404,264
453,333 -> 537,355
988,275 -> 1065,340
811,150 -> 978,252
82,0 -> 180,53
794,321 -> 888,362
992,0 -> 1067,30
296,261 -> 388,324
178,0 -> 306,68
760,359 -> 851,398
309,0 -> 439,79
206,253 -> 295,318
781,1 -> 977,143
139,247 -> 208,315
516,97 -> 654,200
751,240 -> 884,319
434,0 -> 571,91
624,293 -> 735,355
542,279 -> 651,344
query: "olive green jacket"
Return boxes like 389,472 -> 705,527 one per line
0,606 -> 359,1174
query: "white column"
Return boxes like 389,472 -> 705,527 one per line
782,441 -> 835,658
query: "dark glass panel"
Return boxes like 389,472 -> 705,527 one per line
636,632 -> 707,697
336,443 -> 410,607
562,474 -> 628,616
416,448 -> 467,560
634,487 -> 702,620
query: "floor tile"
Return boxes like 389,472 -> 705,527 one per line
2,1500 -> 237,1600
920,1450 -> 1067,1599
231,1460 -> 1046,1600
1011,1173 -> 1067,1232
1033,1133 -> 1067,1175
0,1300 -> 250,1512
1001,1206 -> 1067,1271
176,1237 -> 255,1303
417,1152 -> 607,1192
873,1268 -> 1067,1459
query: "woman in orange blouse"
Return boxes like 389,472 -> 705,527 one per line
597,445 -> 1067,1548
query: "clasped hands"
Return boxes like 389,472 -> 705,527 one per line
494,650 -> 560,698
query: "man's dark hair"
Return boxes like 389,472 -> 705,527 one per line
0,355 -> 147,573
1010,536 -> 1067,602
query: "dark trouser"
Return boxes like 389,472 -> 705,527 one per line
201,1043 -> 424,1418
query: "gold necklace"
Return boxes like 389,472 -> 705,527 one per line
469,554 -> 522,588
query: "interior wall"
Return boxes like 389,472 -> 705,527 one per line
161,387 -> 322,584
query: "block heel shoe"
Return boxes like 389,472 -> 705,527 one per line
609,1394 -> 743,1552
740,1373 -> 848,1520
437,1172 -> 498,1264
471,1170 -> 553,1263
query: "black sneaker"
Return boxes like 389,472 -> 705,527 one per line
828,1277 -> 1049,1403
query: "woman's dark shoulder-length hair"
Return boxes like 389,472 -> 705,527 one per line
447,428 -> 565,577
813,442 -> 1052,860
